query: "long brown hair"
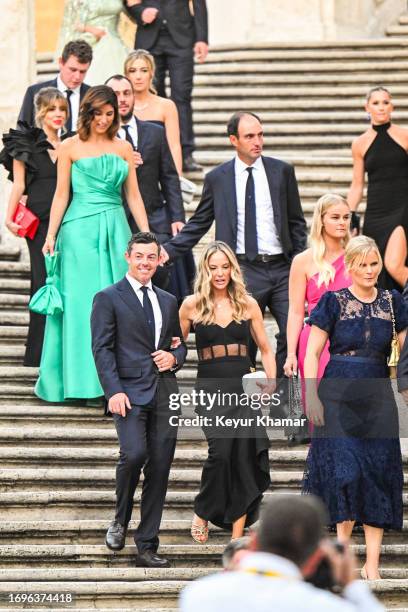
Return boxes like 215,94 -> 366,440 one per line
77,85 -> 120,140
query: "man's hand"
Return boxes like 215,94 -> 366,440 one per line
171,221 -> 184,236
402,389 -> 408,406
141,7 -> 159,23
152,350 -> 176,372
320,540 -> 357,588
159,245 -> 170,265
133,151 -> 143,168
108,392 -> 131,417
194,41 -> 209,63
171,336 -> 181,349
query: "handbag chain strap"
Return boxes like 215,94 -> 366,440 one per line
386,290 -> 398,342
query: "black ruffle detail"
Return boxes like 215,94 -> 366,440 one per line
0,121 -> 53,187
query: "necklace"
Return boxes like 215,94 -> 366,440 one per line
134,102 -> 149,111
214,298 -> 230,309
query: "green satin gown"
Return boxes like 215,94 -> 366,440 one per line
35,154 -> 131,402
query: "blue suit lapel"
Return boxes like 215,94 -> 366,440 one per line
222,160 -> 238,247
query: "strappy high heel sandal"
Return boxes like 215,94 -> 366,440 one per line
191,521 -> 209,544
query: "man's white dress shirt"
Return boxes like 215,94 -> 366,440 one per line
235,155 -> 282,255
57,75 -> 81,132
180,552 -> 384,612
126,274 -> 162,349
118,115 -> 139,149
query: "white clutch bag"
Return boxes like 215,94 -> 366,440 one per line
180,176 -> 197,205
242,370 -> 267,396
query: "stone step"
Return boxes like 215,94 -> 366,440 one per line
0,294 -> 28,309
0,261 -> 30,277
194,123 -> 368,135
193,72 -> 408,86
1,519 -> 407,545
0,246 -> 21,262
0,279 -> 29,294
195,60 -> 408,75
193,110 -> 408,124
387,25 -> 408,37
1,489 -> 408,521
190,85 -> 408,99
0,543 -> 407,569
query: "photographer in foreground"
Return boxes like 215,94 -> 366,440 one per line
180,494 -> 384,612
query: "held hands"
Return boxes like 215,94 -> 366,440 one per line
152,350 -> 176,372
42,234 -> 56,256
133,151 -> 143,168
141,7 -> 159,23
194,41 -> 209,63
171,221 -> 184,236
108,392 -> 131,417
283,353 -> 298,378
171,336 -> 181,349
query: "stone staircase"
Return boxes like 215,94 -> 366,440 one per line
2,13 -> 408,609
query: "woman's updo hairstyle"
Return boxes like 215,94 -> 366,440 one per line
77,85 -> 120,140
34,87 -> 68,128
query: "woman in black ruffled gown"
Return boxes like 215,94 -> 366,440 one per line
179,241 -> 275,542
347,86 -> 408,289
0,88 -> 68,366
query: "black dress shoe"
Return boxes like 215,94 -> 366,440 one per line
105,520 -> 127,551
182,155 -> 202,172
135,550 -> 170,568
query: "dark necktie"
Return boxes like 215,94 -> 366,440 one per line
140,286 -> 155,345
122,124 -> 136,150
65,89 -> 73,132
245,167 -> 258,261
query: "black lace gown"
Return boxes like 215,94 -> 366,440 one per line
0,123 -> 57,366
364,122 -> 408,289
303,288 -> 408,530
193,319 -> 271,530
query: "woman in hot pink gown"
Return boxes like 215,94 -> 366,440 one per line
284,194 -> 352,436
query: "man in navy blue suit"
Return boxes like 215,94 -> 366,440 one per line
91,232 -> 187,568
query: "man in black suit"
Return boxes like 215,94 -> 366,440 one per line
162,112 -> 307,375
18,40 -> 92,131
106,74 -> 185,290
125,0 -> 208,172
91,232 -> 187,568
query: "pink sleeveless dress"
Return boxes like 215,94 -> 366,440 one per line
297,254 -> 351,381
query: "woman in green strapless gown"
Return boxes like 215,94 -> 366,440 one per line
35,86 -> 149,402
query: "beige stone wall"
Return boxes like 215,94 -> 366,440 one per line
207,0 -> 406,45
0,0 -> 35,247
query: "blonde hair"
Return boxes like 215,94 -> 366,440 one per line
124,49 -> 157,95
310,194 -> 350,287
193,241 -> 250,325
34,87 -> 68,128
344,235 -> 382,273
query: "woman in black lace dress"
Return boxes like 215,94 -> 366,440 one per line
179,241 -> 275,543
303,235 -> 408,580
347,86 -> 408,289
0,88 -> 68,366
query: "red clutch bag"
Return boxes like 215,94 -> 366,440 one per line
12,201 -> 39,239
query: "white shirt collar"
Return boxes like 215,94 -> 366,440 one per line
235,154 -> 263,174
126,273 -> 153,292
57,75 -> 81,95
239,552 -> 302,579
122,115 -> 137,130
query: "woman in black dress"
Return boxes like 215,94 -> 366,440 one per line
179,241 -> 275,542
347,86 -> 408,289
0,88 -> 68,366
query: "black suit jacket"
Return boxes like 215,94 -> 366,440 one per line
164,156 -> 307,261
122,118 -> 184,235
91,277 -> 187,405
125,0 -> 208,49
397,283 -> 408,391
18,78 -> 90,128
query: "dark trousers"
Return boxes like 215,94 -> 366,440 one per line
113,399 -> 177,553
151,31 -> 195,157
24,220 -> 48,366
239,256 -> 290,378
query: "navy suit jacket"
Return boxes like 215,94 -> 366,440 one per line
164,156 -> 307,261
125,0 -> 208,49
91,277 -> 187,405
122,117 -> 184,235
